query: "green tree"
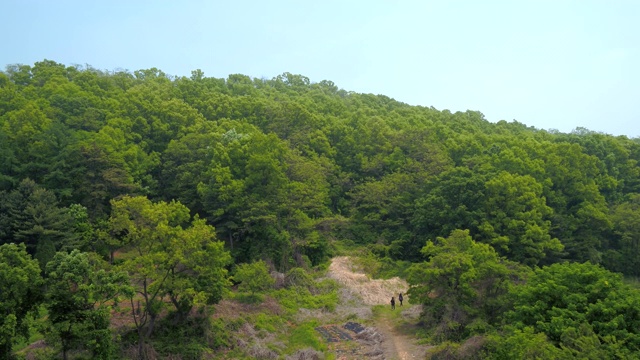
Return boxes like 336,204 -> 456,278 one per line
0,129 -> 18,190
542,142 -> 611,262
477,171 -> 563,266
349,172 -> 416,251
57,140 -> 141,219
0,243 -> 43,358
234,260 -> 275,296
0,179 -> 75,269
608,193 -> 640,275
484,327 -> 566,360
407,230 -> 525,342
507,262 -> 640,358
412,167 -> 486,249
108,196 -> 231,352
45,250 -> 130,360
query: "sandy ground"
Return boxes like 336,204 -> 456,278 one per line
326,256 -> 408,305
326,256 -> 430,360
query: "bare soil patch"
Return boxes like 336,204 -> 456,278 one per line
326,256 -> 408,305
324,256 -> 431,360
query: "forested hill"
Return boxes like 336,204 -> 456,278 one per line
3,60 -> 640,359
1,60 -> 639,274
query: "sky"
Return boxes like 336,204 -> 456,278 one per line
2,0 -> 639,138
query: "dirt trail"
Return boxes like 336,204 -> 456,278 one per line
327,256 -> 408,305
326,256 -> 429,360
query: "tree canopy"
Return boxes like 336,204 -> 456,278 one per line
1,59 -> 640,358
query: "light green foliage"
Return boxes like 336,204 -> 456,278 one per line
0,243 -> 43,358
286,320 -> 326,354
151,315 -> 230,359
234,260 -> 274,295
3,59 -> 640,356
407,230 -> 526,342
273,272 -> 338,314
253,313 -> 284,332
285,267 -> 314,288
478,171 -> 562,265
483,327 -> 565,359
274,287 -> 338,314
506,262 -> 640,358
109,195 -> 231,339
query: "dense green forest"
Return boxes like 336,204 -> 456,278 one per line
1,60 -> 640,359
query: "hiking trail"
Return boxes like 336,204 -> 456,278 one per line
325,256 -> 431,360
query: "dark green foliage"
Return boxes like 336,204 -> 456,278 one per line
2,59 -> 640,357
0,243 -> 43,358
151,314 -> 229,359
0,179 -> 75,270
44,250 -> 130,360
606,193 -> 640,276
2,59 -> 639,271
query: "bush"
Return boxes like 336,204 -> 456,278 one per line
286,320 -> 326,354
273,288 -> 338,314
150,313 -> 232,357
285,268 -> 314,288
234,261 -> 275,295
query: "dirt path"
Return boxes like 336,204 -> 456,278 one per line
375,310 -> 429,360
327,256 -> 408,305
326,256 -> 429,360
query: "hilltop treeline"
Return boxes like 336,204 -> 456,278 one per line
2,60 -> 639,271
1,60 -> 640,358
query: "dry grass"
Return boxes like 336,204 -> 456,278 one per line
327,257 -> 408,306
248,344 -> 279,360
285,347 -> 325,360
212,296 -> 283,320
121,343 -> 159,360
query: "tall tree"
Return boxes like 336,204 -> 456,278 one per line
607,193 -> 640,275
477,171 -> 563,266
108,196 -> 231,354
0,179 -> 75,269
45,250 -> 130,360
0,243 -> 43,358
407,230 -> 526,342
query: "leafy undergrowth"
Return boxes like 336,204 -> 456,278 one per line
203,267 -> 341,359
16,255 -> 421,359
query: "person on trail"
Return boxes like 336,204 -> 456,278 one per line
398,293 -> 404,306
391,296 -> 396,310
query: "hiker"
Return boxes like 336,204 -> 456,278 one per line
398,292 -> 404,306
391,296 -> 396,310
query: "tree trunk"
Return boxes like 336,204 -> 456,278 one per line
168,293 -> 191,325
145,313 -> 157,338
137,327 -> 145,360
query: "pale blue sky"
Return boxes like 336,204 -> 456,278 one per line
2,0 -> 639,137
